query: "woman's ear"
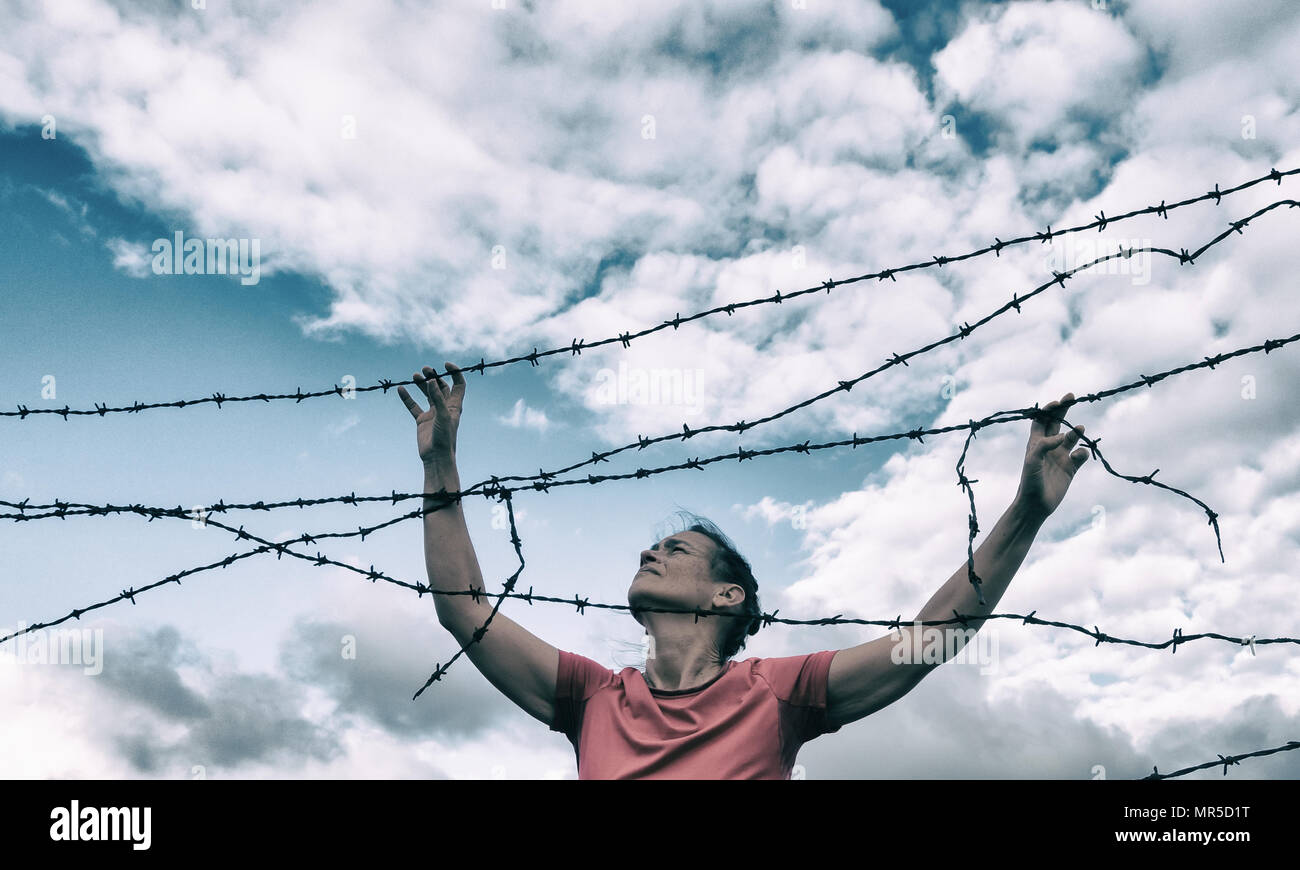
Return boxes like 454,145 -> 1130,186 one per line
716,583 -> 745,607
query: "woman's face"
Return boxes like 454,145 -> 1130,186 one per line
628,531 -> 719,623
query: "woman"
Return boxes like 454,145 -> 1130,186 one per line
398,362 -> 1088,779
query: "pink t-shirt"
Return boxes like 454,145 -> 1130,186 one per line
549,648 -> 841,779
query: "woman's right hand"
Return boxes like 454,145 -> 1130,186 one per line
397,362 -> 465,467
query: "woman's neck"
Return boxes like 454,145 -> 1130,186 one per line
643,654 -> 726,691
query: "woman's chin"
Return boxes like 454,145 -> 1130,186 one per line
627,580 -> 660,612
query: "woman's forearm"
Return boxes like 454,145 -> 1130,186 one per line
421,457 -> 488,628
913,496 -> 1047,630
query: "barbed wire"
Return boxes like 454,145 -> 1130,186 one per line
3,167 -> 1295,422
7,194 -> 1296,532
6,321 -> 1296,714
1142,740 -> 1300,780
5,171 -> 1297,779
8,463 -> 1292,781
389,178 -> 1299,773
2,489 -> 1293,660
11,326 -> 1297,568
6,423 -> 1290,780
6,331 -> 1297,661
9,480 -> 1298,781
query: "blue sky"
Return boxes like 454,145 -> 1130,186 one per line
1,0 -> 1298,779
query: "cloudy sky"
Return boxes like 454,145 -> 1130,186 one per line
1,0 -> 1298,779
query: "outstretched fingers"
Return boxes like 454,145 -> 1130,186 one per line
396,384 -> 424,420
399,363 -> 459,421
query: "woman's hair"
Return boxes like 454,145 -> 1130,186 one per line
657,509 -> 763,664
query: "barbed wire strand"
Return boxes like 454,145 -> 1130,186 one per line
3,169 -> 1295,422
1141,740 -> 1300,780
956,420 -> 988,603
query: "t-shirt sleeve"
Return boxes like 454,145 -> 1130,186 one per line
549,649 -> 616,744
756,649 -> 842,743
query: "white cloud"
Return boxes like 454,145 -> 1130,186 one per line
106,237 -> 151,278
324,413 -> 360,437
1124,0 -> 1300,78
498,397 -> 550,432
740,495 -> 812,528
933,1 -> 1145,151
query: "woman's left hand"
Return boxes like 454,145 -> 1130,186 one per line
1016,391 -> 1090,518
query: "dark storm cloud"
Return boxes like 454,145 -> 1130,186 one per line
95,625 -> 343,774
796,661 -> 1147,779
280,618 -> 519,739
793,654 -> 1298,780
96,625 -> 210,719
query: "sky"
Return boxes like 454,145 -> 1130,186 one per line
1,0 -> 1298,780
